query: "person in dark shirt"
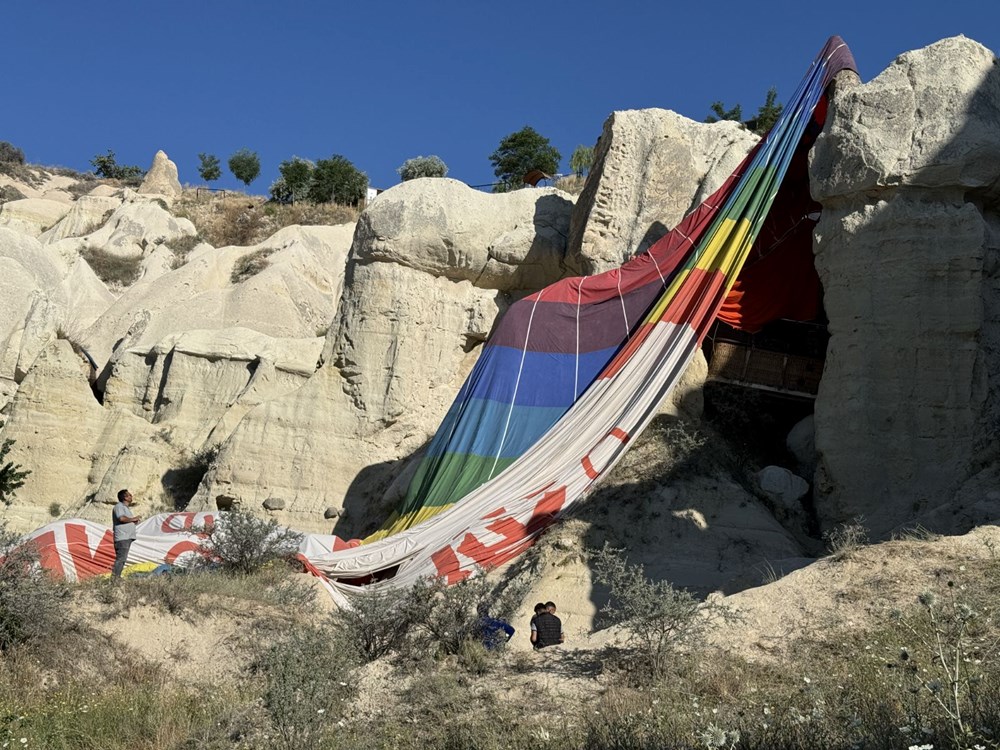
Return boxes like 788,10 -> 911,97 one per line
528,602 -> 546,644
531,600 -> 564,649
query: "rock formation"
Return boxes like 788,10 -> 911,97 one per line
137,150 -> 182,201
811,36 -> 1000,537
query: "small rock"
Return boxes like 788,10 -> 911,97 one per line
323,507 -> 343,520
263,497 -> 285,511
215,494 -> 238,510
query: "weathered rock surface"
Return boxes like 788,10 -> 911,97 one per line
39,194 -> 122,244
567,110 -> 758,274
196,180 -> 576,531
811,36 -> 1000,537
137,150 -> 182,200
77,190 -> 195,258
0,198 -> 73,237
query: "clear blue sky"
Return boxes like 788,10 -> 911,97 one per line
5,1 -> 997,194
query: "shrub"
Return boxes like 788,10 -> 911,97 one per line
197,508 -> 303,575
489,125 -> 561,192
0,525 -> 69,652
221,202 -> 266,247
397,155 -> 448,181
0,185 -> 26,204
329,584 -> 417,662
228,148 -> 260,187
90,150 -> 145,185
230,248 -> 275,284
252,622 -> 357,750
569,144 -> 594,176
165,234 -> 203,269
405,572 -> 526,658
589,544 -> 730,678
48,502 -> 61,518
823,517 -> 869,560
0,141 -> 25,164
0,438 -> 30,506
197,152 -> 221,183
81,246 -> 142,287
269,157 -> 314,204
308,155 -> 367,205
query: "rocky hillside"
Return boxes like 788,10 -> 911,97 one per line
1,35 -> 999,604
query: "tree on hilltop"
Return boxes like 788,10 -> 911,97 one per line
489,126 -> 560,192
706,87 -> 784,136
270,157 -> 315,203
569,145 -> 595,176
308,155 -> 367,205
90,150 -> 145,185
228,148 -> 261,187
198,153 -> 221,183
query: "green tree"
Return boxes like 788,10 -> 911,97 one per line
307,155 -> 368,205
228,148 -> 261,187
397,155 -> 448,181
748,86 -> 784,135
0,141 -> 25,165
705,101 -> 743,124
270,157 -> 315,203
489,126 -> 561,192
0,438 -> 30,506
197,152 -> 221,183
705,87 -> 784,136
569,144 -> 595,176
90,150 -> 145,184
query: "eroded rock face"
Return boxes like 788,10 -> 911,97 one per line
197,181 -> 576,531
567,110 -> 758,275
0,198 -> 72,238
811,36 -> 1000,537
138,150 -> 182,200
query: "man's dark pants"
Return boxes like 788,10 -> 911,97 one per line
112,539 -> 133,579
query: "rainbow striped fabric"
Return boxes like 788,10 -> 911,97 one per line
370,37 -> 856,544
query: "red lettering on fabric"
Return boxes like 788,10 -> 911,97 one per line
65,523 -> 115,580
431,545 -> 470,584
29,531 -> 65,579
160,513 -> 214,535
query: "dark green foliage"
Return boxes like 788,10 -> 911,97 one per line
705,100 -> 743,123
0,141 -> 25,165
89,150 -> 145,185
308,155 -> 368,205
270,157 -> 315,203
197,152 -> 221,182
489,126 -> 561,192
749,86 -> 784,135
397,155 -> 448,181
706,87 -> 785,135
81,246 -> 142,287
0,439 -> 29,506
569,144 -> 595,176
227,148 -> 261,187
329,585 -> 416,662
253,622 -> 357,750
197,507 -> 303,575
0,525 -> 68,652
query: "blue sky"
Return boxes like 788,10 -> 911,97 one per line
5,1 -> 997,194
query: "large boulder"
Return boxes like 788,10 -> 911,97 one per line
566,110 -> 758,275
811,36 -> 1000,537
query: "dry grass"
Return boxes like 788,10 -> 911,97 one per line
80,245 -> 142,287
174,189 -> 357,249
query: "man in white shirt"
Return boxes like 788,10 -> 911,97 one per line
111,489 -> 141,579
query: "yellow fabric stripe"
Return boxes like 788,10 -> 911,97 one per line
363,502 -> 456,543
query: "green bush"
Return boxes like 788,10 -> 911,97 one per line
165,234 -> 204,269
81,246 -> 143,287
227,148 -> 260,187
0,525 -> 69,652
590,544 -> 730,678
308,155 -> 367,205
90,150 -> 145,185
252,622 -> 357,750
330,584 -> 417,662
0,438 -> 30,505
489,125 -> 560,192
397,155 -> 448,181
196,508 -> 303,575
569,144 -> 595,176
0,141 -> 25,165
230,247 -> 275,284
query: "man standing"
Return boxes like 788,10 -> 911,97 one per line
111,489 -> 141,579
531,600 -> 564,649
